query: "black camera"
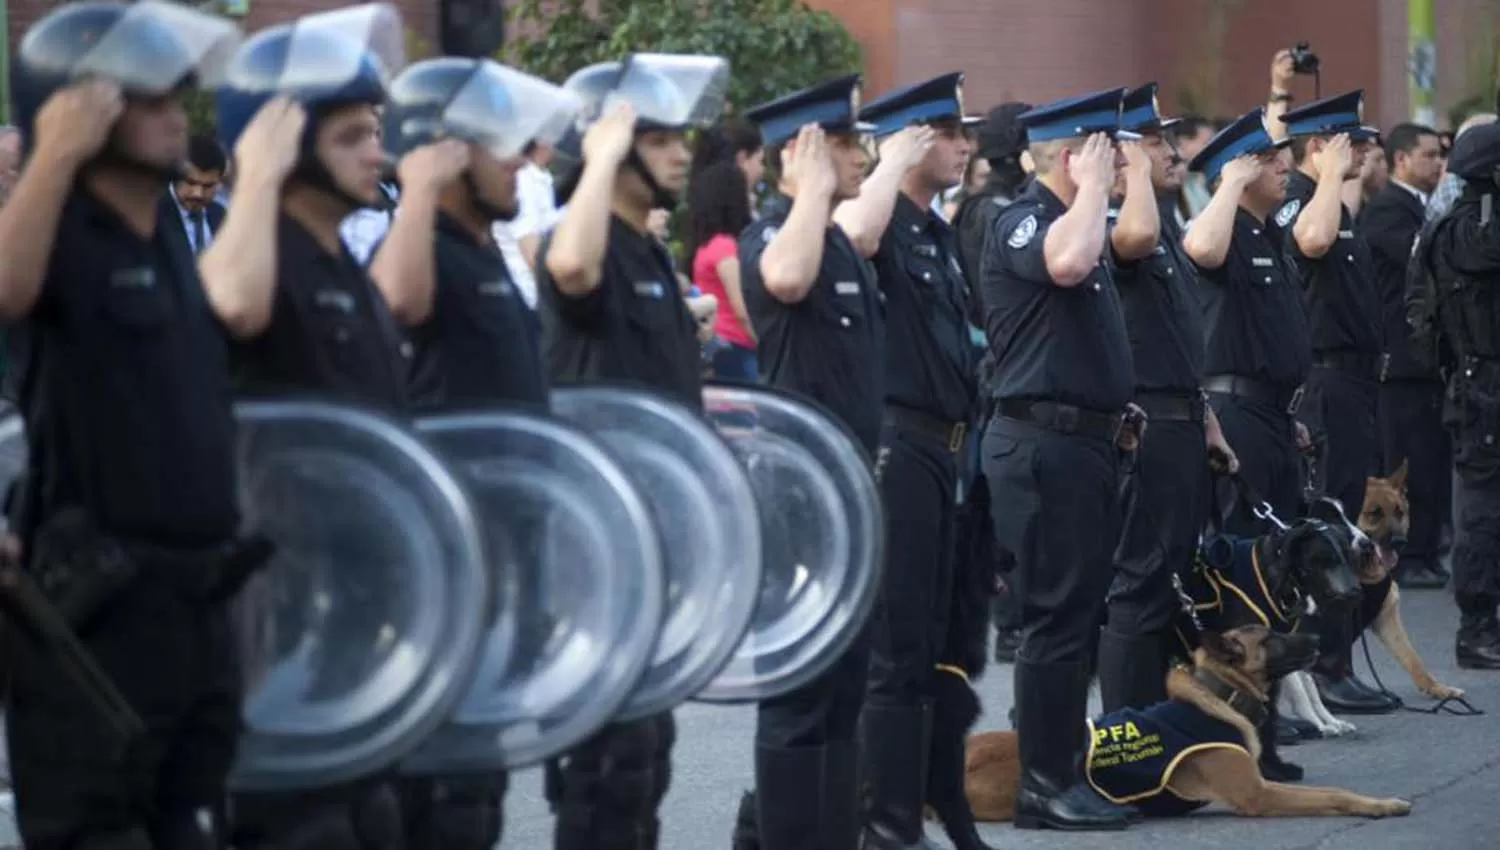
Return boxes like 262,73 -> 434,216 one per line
1290,41 -> 1320,75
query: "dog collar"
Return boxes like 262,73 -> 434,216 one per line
1191,668 -> 1269,728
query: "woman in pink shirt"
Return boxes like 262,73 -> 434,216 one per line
688,160 -> 758,379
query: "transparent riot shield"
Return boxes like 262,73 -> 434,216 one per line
549,385 -> 761,720
229,400 -> 490,792
400,409 -> 666,774
695,383 -> 884,703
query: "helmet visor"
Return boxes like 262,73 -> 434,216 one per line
442,60 -> 584,159
62,0 -> 242,94
603,53 -> 729,130
227,2 -> 405,94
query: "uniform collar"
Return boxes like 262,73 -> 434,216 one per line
891,191 -> 945,236
1025,179 -> 1068,217
436,210 -> 495,249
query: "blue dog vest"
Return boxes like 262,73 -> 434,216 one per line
1084,700 -> 1250,817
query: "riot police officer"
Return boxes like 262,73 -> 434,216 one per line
365,57 -> 582,850
735,73 -> 888,850
207,7 -> 415,846
0,3 -> 255,848
1101,83 -> 1238,712
843,71 -> 990,850
981,88 -> 1140,832
1271,92 -> 1395,715
1182,108 -> 1311,782
1408,122 -> 1500,670
534,52 -> 729,850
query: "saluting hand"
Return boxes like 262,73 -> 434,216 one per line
785,124 -> 838,200
397,139 -> 471,195
1068,132 -> 1117,193
582,101 -> 638,168
1313,133 -> 1353,181
879,125 -> 936,172
34,79 -> 124,168
1119,140 -> 1152,182
234,97 -> 307,188
1219,154 -> 1264,189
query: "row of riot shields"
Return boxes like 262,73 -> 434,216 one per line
0,383 -> 884,792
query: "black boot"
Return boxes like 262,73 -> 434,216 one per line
1012,660 -> 1130,831
824,741 -> 862,850
1096,628 -> 1167,712
926,678 -> 995,850
861,703 -> 942,849
1311,608 -> 1399,714
753,746 -> 834,850
1256,684 -> 1303,783
1456,596 -> 1500,669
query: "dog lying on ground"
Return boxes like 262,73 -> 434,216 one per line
1279,462 -> 1464,736
965,625 -> 1414,821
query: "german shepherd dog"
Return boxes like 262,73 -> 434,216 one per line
964,625 -> 1414,821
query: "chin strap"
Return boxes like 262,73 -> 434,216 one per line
1190,667 -> 1269,728
465,173 -> 516,223
625,146 -> 678,211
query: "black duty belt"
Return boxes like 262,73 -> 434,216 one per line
996,399 -> 1124,442
1202,374 -> 1304,416
884,404 -> 967,453
1135,392 -> 1206,423
1314,350 -> 1380,381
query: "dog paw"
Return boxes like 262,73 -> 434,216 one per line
1369,798 -> 1413,818
1422,681 -> 1464,699
1332,720 -> 1358,736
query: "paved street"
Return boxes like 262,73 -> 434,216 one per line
498,585 -> 1500,849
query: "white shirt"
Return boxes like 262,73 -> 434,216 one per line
493,162 -> 559,309
171,186 -> 214,253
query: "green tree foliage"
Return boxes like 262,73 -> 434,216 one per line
504,0 -> 863,109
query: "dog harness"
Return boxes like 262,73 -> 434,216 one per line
1192,533 -> 1298,631
1083,700 -> 1250,817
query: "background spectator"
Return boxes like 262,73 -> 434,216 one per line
687,160 -> 757,379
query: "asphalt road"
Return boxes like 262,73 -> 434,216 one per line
496,584 -> 1500,850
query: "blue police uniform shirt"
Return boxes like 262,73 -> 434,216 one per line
1278,171 -> 1382,358
1109,196 -> 1207,394
739,196 -> 887,455
874,193 -> 977,423
1192,209 -> 1312,390
1085,700 -> 1250,818
982,180 -> 1134,413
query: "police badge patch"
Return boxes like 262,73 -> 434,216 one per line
1007,215 -> 1038,248
1275,199 -> 1302,228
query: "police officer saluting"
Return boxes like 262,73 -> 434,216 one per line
735,73 -> 885,850
1181,108 -> 1310,781
849,72 -> 994,850
364,58 -> 581,850
1270,93 -> 1395,714
204,7 -> 416,845
0,3 -> 257,847
1408,122 -> 1500,670
534,52 -> 728,849
981,88 -> 1140,832
1101,83 -> 1238,713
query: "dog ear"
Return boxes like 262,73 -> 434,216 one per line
1199,630 -> 1244,664
1389,458 -> 1409,492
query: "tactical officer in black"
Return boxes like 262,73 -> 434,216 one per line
205,15 -> 414,849
1101,83 -> 1239,713
0,4 -> 256,849
534,53 -> 727,850
1407,122 -> 1500,670
1182,108 -> 1312,782
735,74 -> 885,850
365,58 -> 580,850
852,72 -> 992,850
1271,93 -> 1393,715
982,88 -> 1141,832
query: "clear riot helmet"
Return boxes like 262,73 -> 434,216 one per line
383,58 -> 582,221
555,53 -> 729,209
215,3 -> 405,210
13,0 -> 242,175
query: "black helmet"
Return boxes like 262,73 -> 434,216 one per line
976,101 -> 1032,162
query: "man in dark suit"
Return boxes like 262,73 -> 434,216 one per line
169,132 -> 228,253
1359,122 -> 1450,588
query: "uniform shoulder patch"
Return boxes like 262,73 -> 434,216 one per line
1274,199 -> 1302,228
1007,214 -> 1038,249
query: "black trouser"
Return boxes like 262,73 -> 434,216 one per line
546,713 -> 675,850
1207,393 -> 1303,535
8,561 -> 241,850
1452,438 -> 1500,611
1380,380 -> 1453,566
230,780 -> 403,850
397,773 -> 506,850
1302,366 -> 1380,519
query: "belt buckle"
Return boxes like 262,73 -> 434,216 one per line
948,422 -> 967,453
1379,353 -> 1391,382
1285,385 -> 1305,416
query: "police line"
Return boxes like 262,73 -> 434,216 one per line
0,384 -> 884,792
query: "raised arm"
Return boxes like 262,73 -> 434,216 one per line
1182,156 -> 1261,271
832,125 -> 934,258
367,140 -> 471,326
759,124 -> 839,304
544,102 -> 637,298
1109,140 -> 1160,262
1042,133 -> 1116,287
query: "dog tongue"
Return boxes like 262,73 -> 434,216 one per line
1376,544 -> 1400,573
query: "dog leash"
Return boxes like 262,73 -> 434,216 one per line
1356,628 -> 1484,716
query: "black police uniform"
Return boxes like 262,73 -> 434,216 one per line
5,188 -> 245,850
1101,93 -> 1211,713
982,88 -> 1138,832
1361,179 -> 1452,585
227,213 -> 414,850
395,213 -> 544,850
733,73 -> 884,850
535,215 -> 697,849
1413,126 -> 1500,668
